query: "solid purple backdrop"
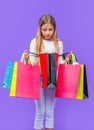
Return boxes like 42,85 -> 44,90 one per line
0,0 -> 94,130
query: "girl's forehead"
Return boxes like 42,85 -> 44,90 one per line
41,23 -> 54,29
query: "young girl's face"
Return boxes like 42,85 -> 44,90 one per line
41,23 -> 55,40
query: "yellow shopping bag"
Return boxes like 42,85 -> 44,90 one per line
76,65 -> 88,100
10,62 -> 18,96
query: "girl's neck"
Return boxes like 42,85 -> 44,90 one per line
42,38 -> 54,42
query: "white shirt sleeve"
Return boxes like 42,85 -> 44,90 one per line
29,38 -> 36,64
58,40 -> 65,64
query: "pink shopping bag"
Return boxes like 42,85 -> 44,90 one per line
56,64 -> 80,99
10,62 -> 40,99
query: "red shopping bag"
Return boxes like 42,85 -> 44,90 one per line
10,62 -> 40,99
40,53 -> 58,88
56,64 -> 80,99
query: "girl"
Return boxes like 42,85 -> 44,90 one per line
24,14 -> 71,130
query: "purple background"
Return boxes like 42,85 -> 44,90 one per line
0,0 -> 94,130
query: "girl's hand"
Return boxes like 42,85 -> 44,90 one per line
24,50 -> 30,60
65,51 -> 73,64
68,51 -> 72,60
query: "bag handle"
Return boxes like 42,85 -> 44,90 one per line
71,52 -> 78,63
59,52 -> 78,64
28,51 -> 78,64
28,52 -> 39,57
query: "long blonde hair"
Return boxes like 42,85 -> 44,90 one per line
35,14 -> 59,64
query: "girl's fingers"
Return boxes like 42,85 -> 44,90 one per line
24,50 -> 27,53
65,57 -> 69,63
68,53 -> 72,60
24,51 -> 30,59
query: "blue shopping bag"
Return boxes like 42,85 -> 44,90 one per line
2,62 -> 14,89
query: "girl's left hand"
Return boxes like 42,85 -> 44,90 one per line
65,51 -> 72,64
68,51 -> 72,60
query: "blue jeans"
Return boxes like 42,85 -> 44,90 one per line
34,86 -> 56,129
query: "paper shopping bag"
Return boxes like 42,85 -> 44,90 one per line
16,62 -> 40,99
40,53 -> 58,88
10,62 -> 18,96
10,62 -> 40,99
55,64 -> 80,99
2,62 -> 14,89
76,65 -> 88,100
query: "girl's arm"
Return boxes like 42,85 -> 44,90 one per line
29,38 -> 36,65
58,40 -> 65,64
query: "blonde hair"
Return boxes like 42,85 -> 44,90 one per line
35,14 -> 59,64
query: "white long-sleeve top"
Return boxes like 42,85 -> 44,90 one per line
29,38 -> 65,64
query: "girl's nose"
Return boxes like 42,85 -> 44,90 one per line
46,30 -> 49,34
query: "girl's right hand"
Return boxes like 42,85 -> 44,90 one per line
23,50 -> 30,60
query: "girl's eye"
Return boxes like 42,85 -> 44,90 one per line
41,28 -> 54,31
49,28 -> 53,31
42,29 -> 46,31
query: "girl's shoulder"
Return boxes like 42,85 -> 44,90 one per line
57,38 -> 63,47
30,38 -> 36,47
30,38 -> 36,44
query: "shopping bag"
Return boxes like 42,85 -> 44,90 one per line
2,62 -> 14,89
10,62 -> 18,96
55,64 -> 80,98
40,53 -> 59,88
76,65 -> 88,100
10,62 -> 40,99
56,52 -> 89,100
